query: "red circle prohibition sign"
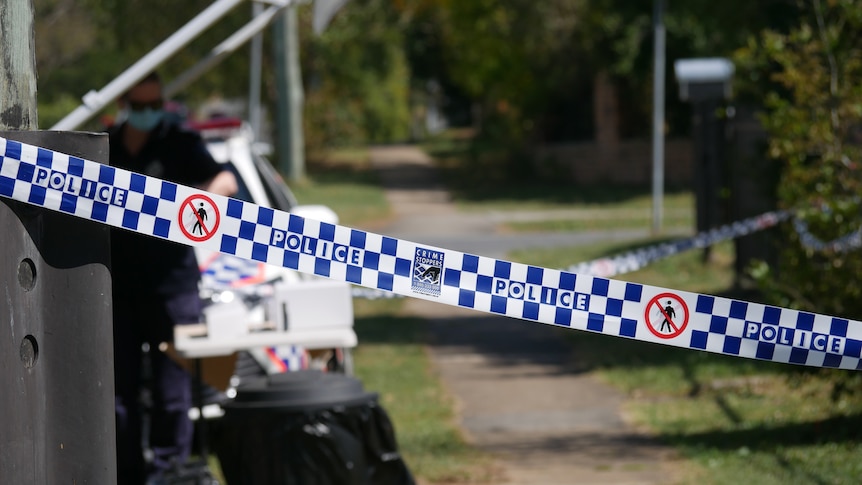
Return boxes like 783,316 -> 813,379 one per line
644,292 -> 690,339
178,194 -> 220,242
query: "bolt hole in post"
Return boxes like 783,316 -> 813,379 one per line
17,258 -> 36,291
17,260 -> 39,368
20,335 -> 38,369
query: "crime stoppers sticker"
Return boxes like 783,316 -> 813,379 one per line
412,247 -> 444,297
644,293 -> 689,339
179,194 -> 220,242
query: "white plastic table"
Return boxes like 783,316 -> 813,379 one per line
172,323 -> 358,358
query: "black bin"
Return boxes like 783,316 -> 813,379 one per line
213,370 -> 415,485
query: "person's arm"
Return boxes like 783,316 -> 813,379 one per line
197,170 -> 238,197
176,129 -> 239,197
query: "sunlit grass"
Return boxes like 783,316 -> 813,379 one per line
511,238 -> 862,485
503,209 -> 693,233
458,189 -> 695,212
422,129 -> 695,212
292,147 -> 391,227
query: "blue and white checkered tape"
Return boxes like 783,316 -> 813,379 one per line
794,217 -> 862,253
199,253 -> 266,289
565,210 -> 791,278
1,135 -> 860,371
351,209 -> 790,296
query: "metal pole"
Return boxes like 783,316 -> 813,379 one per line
273,5 -> 305,181
651,0 -> 666,234
249,1 -> 265,140
51,0 -> 246,131
164,1 -> 291,99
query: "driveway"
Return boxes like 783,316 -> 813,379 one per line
367,145 -> 685,484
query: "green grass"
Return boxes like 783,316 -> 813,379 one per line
504,209 -> 693,232
512,237 -> 737,296
458,188 -> 696,213
422,129 -> 694,211
638,377 -> 862,485
351,298 -> 496,483
511,239 -> 862,485
291,147 -> 391,227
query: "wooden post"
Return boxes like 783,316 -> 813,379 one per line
1,1 -> 116,482
1,0 -> 38,130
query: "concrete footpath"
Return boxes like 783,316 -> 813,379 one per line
366,145 -> 684,485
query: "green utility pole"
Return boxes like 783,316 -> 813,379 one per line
1,1 -> 115,481
273,5 -> 305,181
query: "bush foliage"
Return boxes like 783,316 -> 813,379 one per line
736,0 -> 862,320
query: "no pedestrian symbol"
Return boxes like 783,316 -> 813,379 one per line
179,194 -> 220,242
644,292 -> 689,339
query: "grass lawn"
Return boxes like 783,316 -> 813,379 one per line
292,147 -> 390,228
511,240 -> 862,485
422,129 -> 695,213
503,208 -> 693,232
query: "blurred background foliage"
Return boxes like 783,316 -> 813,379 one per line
31,0 -> 862,320
735,0 -> 862,321
35,0 -> 804,145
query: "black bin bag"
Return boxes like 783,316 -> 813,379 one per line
213,370 -> 415,485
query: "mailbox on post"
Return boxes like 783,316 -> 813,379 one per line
674,58 -> 734,102
674,58 -> 735,262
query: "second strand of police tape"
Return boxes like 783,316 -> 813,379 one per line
0,135 -> 859,371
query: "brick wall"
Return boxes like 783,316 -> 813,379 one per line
532,138 -> 693,187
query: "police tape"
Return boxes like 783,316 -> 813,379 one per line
1,135 -> 860,371
794,215 -> 862,253
353,209 -> 791,298
565,210 -> 792,278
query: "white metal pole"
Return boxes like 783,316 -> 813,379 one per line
249,1 -> 265,139
651,0 -> 667,234
164,2 -> 290,99
51,0 -> 246,131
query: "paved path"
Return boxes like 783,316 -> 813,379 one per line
367,145 -> 684,485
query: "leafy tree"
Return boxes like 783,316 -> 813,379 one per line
399,0 -> 802,147
36,0 -> 253,128
34,0 -> 412,146
300,0 -> 411,148
32,0 -> 809,157
735,0 -> 862,319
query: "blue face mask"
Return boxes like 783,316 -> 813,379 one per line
126,108 -> 164,131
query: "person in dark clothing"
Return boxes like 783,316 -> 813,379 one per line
108,72 -> 237,484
